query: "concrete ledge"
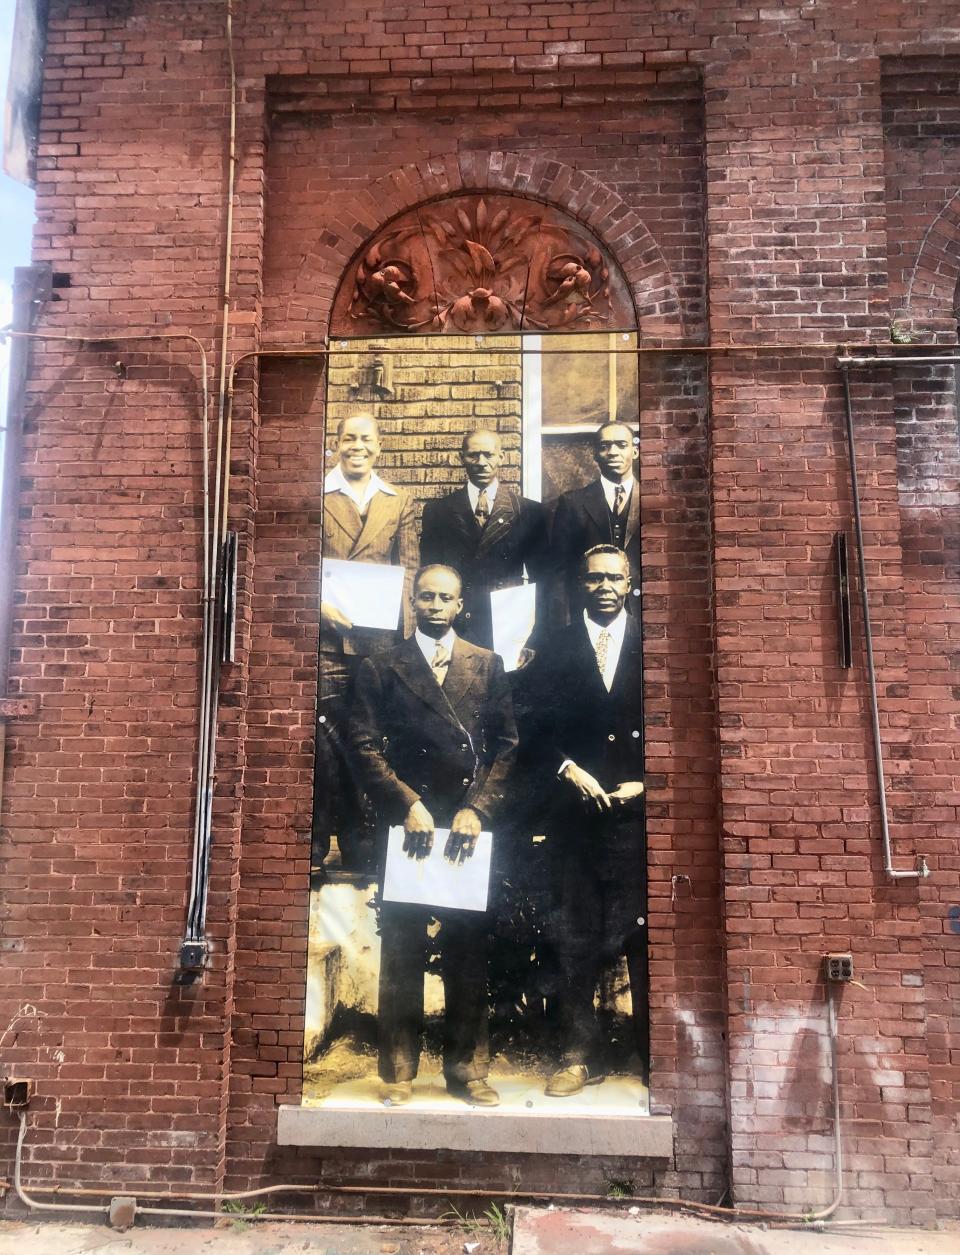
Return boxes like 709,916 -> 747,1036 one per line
277,1103 -> 674,1158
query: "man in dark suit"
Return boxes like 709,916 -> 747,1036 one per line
526,544 -> 647,1096
313,413 -> 418,875
348,564 -> 518,1107
420,428 -> 549,652
551,421 -> 639,620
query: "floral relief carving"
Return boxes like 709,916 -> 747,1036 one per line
332,194 -> 634,336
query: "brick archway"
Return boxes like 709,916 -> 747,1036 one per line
289,152 -> 687,341
901,186 -> 960,339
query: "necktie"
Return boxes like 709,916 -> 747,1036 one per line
613,484 -> 625,516
431,642 -> 450,686
594,629 -> 611,683
475,488 -> 490,528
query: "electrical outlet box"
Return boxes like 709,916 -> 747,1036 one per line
3,1079 -> 33,1109
179,940 -> 208,971
825,953 -> 854,983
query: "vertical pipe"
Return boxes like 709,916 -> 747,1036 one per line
521,334 -> 542,501
608,330 -> 617,422
0,267 -> 48,833
839,365 -> 926,881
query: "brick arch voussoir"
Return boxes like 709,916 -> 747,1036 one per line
902,190 -> 960,339
291,152 -> 685,341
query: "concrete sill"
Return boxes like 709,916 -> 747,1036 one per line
277,1103 -> 673,1157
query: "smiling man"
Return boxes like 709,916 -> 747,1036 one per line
348,564 -> 518,1108
550,421 -> 640,619
526,544 -> 647,1096
314,413 -> 418,876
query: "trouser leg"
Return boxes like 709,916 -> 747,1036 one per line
602,845 -> 649,1072
625,929 -> 650,1069
553,851 -> 604,1068
311,655 -> 365,871
377,903 -> 427,1084
438,911 -> 491,1084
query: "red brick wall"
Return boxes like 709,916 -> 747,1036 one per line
881,56 -> 960,1221
1,0 -> 959,1226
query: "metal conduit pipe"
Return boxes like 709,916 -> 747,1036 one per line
180,0 -> 239,967
12,987 -> 845,1226
13,1114 -> 450,1228
838,362 -> 929,881
838,352 -> 960,367
232,339 -> 960,356
0,326 -> 211,882
0,325 -> 217,966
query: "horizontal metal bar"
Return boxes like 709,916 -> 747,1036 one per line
839,354 -> 960,367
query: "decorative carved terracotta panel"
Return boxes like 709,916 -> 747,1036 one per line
330,194 -> 637,336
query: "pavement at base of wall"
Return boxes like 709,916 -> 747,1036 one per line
0,1209 -> 959,1255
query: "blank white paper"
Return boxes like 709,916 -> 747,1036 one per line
321,558 -> 406,631
490,582 -> 537,672
382,826 -> 493,913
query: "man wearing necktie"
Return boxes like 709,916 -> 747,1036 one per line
524,544 -> 648,1096
420,429 -> 549,651
348,565 -> 518,1107
313,413 -> 418,877
550,421 -> 640,621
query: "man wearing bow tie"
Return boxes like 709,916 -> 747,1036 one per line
526,544 -> 648,1097
420,429 -> 549,652
313,413 -> 418,876
348,564 -> 518,1107
551,421 -> 640,621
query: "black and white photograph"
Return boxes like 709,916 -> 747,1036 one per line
304,335 -> 651,1118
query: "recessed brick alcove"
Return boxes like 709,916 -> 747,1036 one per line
0,2 -> 958,1229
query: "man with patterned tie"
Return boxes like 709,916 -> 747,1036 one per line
314,413 -> 418,876
550,421 -> 640,621
348,565 -> 518,1107
420,428 -> 549,651
524,545 -> 648,1096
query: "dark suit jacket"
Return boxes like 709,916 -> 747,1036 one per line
524,614 -> 645,853
551,478 -> 640,618
420,484 -> 549,649
348,634 -> 518,830
321,484 -> 418,656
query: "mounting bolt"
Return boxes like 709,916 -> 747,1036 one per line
824,953 -> 853,984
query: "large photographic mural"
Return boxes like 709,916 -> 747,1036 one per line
304,198 -> 648,1119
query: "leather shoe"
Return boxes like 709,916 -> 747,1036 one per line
545,1064 -> 604,1097
447,1078 -> 500,1107
381,1081 -> 413,1106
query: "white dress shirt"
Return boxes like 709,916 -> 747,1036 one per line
415,627 -> 456,684
600,474 -> 633,514
324,463 -> 398,515
467,478 -> 499,513
583,608 -> 628,693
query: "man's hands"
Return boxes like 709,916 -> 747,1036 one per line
445,806 -> 482,863
403,799 -> 435,859
560,766 -> 646,813
321,601 -> 353,635
403,803 -> 482,862
560,762 -> 610,812
609,780 -> 645,805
